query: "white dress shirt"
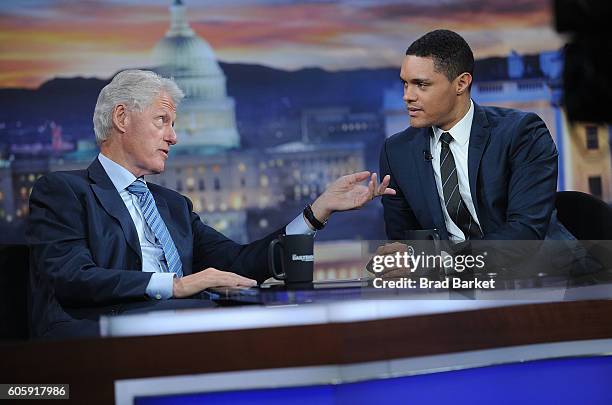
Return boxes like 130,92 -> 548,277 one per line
98,153 -> 314,300
430,100 -> 481,241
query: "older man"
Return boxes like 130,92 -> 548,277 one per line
27,69 -> 394,338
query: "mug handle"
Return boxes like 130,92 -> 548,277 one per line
268,239 -> 286,280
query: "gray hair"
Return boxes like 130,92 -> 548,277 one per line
93,69 -> 184,144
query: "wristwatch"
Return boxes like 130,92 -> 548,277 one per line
303,204 -> 327,230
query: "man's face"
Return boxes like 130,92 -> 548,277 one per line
121,92 -> 177,177
400,55 -> 459,129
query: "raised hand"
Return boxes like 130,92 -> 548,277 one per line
310,171 -> 396,224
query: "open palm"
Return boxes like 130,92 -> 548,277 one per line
324,171 -> 396,212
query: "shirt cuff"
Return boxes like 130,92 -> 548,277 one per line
286,213 -> 316,236
145,272 -> 175,300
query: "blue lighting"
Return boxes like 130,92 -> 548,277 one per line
135,356 -> 612,405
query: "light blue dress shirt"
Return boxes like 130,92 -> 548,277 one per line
97,153 -> 314,299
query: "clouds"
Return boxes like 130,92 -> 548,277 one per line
0,0 -> 561,88
362,0 -> 550,19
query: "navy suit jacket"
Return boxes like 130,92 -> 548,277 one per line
27,158 -> 284,337
380,103 -> 570,241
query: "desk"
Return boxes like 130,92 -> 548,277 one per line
206,269 -> 612,306
3,293 -> 612,404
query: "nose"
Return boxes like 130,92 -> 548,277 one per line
403,84 -> 417,104
166,125 -> 177,145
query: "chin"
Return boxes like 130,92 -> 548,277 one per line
408,118 -> 431,129
150,163 -> 164,175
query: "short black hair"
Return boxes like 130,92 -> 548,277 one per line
406,29 -> 474,83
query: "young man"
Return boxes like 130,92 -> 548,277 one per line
380,29 -> 572,242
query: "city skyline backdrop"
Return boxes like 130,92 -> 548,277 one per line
2,0 -> 611,281
1,0 -> 564,88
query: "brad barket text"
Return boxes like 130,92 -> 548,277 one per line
373,277 -> 496,289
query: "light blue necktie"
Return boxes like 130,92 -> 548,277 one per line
127,179 -> 183,278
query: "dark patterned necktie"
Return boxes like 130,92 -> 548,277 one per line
439,132 -> 483,239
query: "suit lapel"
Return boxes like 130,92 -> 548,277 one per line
88,159 -> 142,260
468,103 -> 491,220
412,128 -> 448,238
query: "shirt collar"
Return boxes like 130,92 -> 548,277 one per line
431,99 -> 474,146
97,153 -> 144,192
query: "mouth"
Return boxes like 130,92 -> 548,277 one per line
159,149 -> 169,158
408,107 -> 423,117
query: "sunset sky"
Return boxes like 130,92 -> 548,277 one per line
0,0 -> 565,88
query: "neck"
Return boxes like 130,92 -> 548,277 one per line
100,140 -> 143,178
439,97 -> 471,131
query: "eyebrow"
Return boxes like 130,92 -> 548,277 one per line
153,112 -> 176,124
400,77 -> 431,84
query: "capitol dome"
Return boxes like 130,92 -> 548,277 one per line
154,35 -> 222,78
152,0 -> 239,150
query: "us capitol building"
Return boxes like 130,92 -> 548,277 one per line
152,0 -> 239,150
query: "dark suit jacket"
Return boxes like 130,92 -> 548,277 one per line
27,158 -> 284,338
380,103 -> 570,241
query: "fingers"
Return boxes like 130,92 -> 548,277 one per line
174,269 -> 258,297
378,175 -> 395,195
350,171 -> 371,183
375,174 -> 386,197
200,268 -> 257,288
368,243 -> 412,276
237,277 -> 257,287
378,174 -> 390,191
368,172 -> 377,197
223,272 -> 257,287
366,260 -> 411,277
375,242 -> 408,255
371,174 -> 397,197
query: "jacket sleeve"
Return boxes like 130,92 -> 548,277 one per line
484,113 -> 558,240
188,196 -> 284,284
27,174 -> 152,306
379,138 -> 421,240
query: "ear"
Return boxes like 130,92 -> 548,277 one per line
112,104 -> 129,134
456,72 -> 472,95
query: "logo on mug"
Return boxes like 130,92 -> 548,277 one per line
292,254 -> 314,262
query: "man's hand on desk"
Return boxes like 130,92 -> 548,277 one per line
367,242 -> 413,279
173,268 -> 257,298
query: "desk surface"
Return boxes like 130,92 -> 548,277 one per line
98,277 -> 612,338
3,298 -> 612,404
4,271 -> 612,404
206,270 -> 612,305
